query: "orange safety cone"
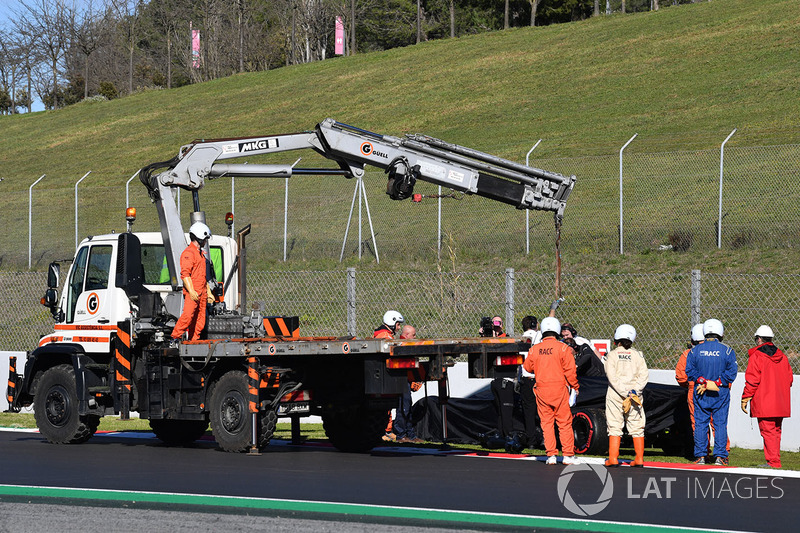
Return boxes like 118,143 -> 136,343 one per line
605,436 -> 620,467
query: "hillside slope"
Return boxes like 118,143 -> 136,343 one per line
1,0 -> 798,270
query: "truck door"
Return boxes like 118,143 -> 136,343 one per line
62,244 -> 116,351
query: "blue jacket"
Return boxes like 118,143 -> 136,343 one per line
686,338 -> 738,405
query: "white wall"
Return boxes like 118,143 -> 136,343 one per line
412,362 -> 799,452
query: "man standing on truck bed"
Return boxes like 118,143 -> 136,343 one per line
170,222 -> 214,345
375,310 -> 404,441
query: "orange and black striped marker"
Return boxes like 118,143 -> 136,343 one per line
6,356 -> 17,407
247,356 -> 259,414
262,316 -> 299,339
115,323 -> 132,419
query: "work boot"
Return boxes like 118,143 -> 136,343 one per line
605,436 -> 620,467
630,436 -> 645,467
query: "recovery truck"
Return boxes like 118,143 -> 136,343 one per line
7,119 -> 575,453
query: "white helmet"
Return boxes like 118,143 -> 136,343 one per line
382,310 -> 404,328
540,317 -> 561,335
691,323 -> 705,342
754,325 -> 774,339
189,222 -> 211,241
703,318 -> 724,338
614,324 -> 636,342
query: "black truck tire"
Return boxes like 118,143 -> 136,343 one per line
33,364 -> 98,444
322,403 -> 386,453
573,408 -> 608,455
150,419 -> 209,446
209,371 -> 276,452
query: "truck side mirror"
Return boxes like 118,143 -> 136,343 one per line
41,288 -> 62,320
47,262 -> 59,289
42,288 -> 58,307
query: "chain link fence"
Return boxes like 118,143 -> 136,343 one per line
3,269 -> 800,374
2,144 -> 799,268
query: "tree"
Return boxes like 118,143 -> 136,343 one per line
70,0 -> 107,99
531,0 -> 540,25
20,0 -> 71,109
110,0 -> 141,95
12,15 -> 40,113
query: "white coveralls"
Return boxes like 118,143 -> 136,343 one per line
605,346 -> 649,438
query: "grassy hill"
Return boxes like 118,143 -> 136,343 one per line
1,0 -> 799,271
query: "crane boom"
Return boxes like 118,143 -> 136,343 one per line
139,118 -> 576,289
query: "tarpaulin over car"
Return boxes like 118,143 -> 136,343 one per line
413,376 -> 690,445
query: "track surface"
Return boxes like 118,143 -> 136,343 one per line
1,429 -> 798,532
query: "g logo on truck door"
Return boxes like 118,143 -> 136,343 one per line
86,292 -> 100,315
342,342 -> 350,354
360,142 -> 373,156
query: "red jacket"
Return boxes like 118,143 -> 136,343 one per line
742,343 -> 793,418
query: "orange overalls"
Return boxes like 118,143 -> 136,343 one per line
523,337 -> 579,457
675,347 -> 729,452
171,242 -> 208,341
374,326 -> 396,434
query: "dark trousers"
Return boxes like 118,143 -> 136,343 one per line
519,376 -> 540,438
393,385 -> 416,439
491,378 -> 515,437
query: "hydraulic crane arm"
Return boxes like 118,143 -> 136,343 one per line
139,119 -> 576,290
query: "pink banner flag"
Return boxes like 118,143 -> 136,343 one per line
335,17 -> 344,56
192,29 -> 201,68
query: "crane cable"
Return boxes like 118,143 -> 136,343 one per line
554,213 -> 563,300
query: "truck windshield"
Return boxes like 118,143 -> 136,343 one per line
141,244 -> 224,285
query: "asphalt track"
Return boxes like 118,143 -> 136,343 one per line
1,428 -> 798,532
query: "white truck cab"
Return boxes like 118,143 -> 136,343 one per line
39,232 -> 238,353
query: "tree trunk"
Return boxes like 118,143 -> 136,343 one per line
350,0 -> 356,55
622,0 -> 626,14
449,0 -> 455,38
238,1 -> 244,72
594,0 -> 600,16
531,0 -> 538,26
504,0 -> 509,29
416,0 -> 421,44
167,32 -> 172,89
129,46 -> 133,94
27,63 -> 32,113
52,58 -> 58,109
84,54 -> 89,99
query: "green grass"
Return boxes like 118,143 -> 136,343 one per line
1,0 -> 799,271
2,413 -> 796,470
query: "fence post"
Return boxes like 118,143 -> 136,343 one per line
505,268 -> 515,335
74,171 -> 91,249
525,140 -> 543,256
347,267 -> 356,336
718,129 -> 737,248
125,170 -> 140,208
437,185 -> 442,261
691,269 -> 702,326
29,174 -> 46,269
283,177 -> 289,261
619,134 -> 637,255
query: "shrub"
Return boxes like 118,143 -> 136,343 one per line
731,230 -> 753,249
99,82 -> 118,100
668,230 -> 693,252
